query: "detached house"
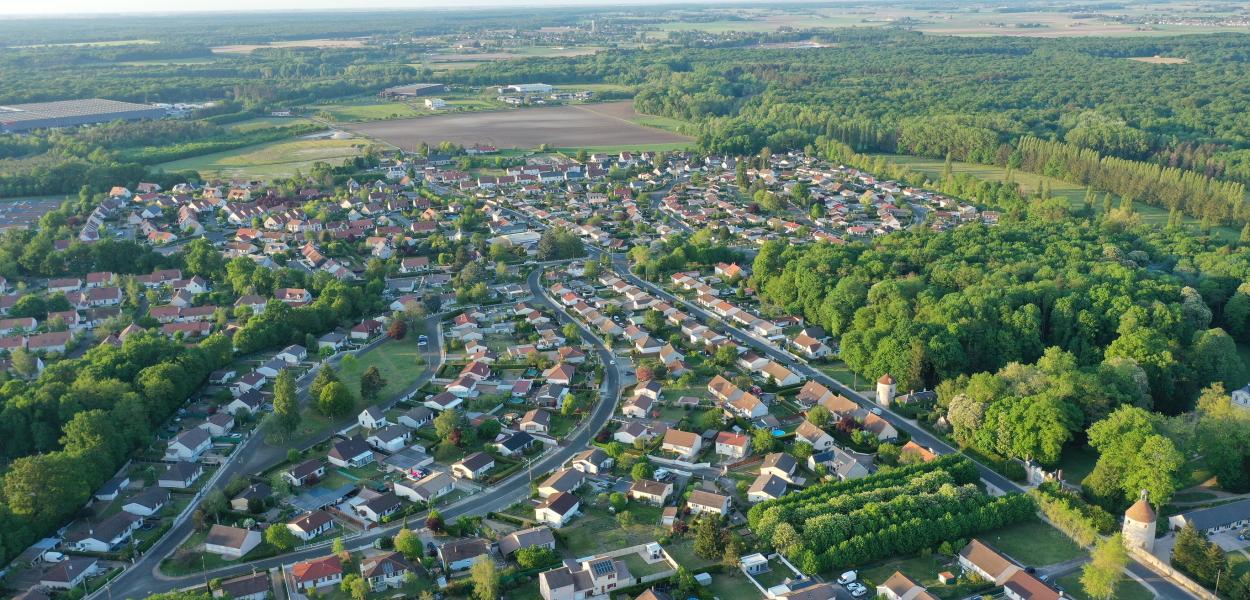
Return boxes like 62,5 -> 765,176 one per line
287,510 -> 335,541
292,556 -> 343,591
166,428 -> 212,461
328,436 -> 374,468
661,429 -> 702,460
452,452 -> 495,480
360,552 -> 417,591
535,492 -> 580,528
794,420 -> 835,451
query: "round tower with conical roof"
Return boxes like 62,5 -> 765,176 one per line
876,373 -> 896,407
1123,489 -> 1157,552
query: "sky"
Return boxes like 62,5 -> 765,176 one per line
0,0 -> 686,17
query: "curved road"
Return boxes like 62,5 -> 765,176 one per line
594,248 -> 1195,600
105,271 -> 621,599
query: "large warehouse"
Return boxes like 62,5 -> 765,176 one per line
379,83 -> 447,98
0,99 -> 166,133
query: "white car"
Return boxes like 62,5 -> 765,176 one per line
848,583 -> 868,597
837,571 -> 857,585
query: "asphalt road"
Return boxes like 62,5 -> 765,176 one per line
104,274 -> 622,599
593,249 -> 1195,600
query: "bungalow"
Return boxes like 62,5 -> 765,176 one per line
499,525 -> 556,557
863,413 -> 899,441
792,333 -> 830,358
276,288 -> 312,305
27,331 -> 70,353
424,391 -> 463,412
877,571 -> 937,600
494,431 -> 536,457
122,487 -> 169,517
1168,498 -> 1250,535
360,552 -> 417,592
635,379 -> 663,402
40,557 -> 99,590
535,492 -> 580,528
714,431 -> 750,460
537,468 -> 585,499
292,556 -> 344,591
747,473 -> 788,503
613,421 -> 655,445
351,319 -> 384,340
394,470 -> 455,503
686,490 -> 731,517
452,452 -> 495,480
287,510 -> 335,541
255,358 -> 287,378
204,524 -> 262,558
166,428 -> 212,461
328,436 -> 375,468
232,372 -> 267,396
439,538 -> 492,572
901,441 -> 938,463
1003,571 -> 1061,600
628,479 -> 673,505
761,361 -> 802,386
277,344 -> 307,364
661,429 -> 702,460
366,425 -> 411,453
159,461 -> 204,488
94,475 -> 129,502
568,447 -> 614,475
318,331 -> 347,351
200,412 -> 235,437
354,491 -> 403,523
285,459 -> 326,487
399,406 -> 434,429
622,394 -> 653,419
519,409 -> 551,435
70,512 -> 141,552
794,420 -> 835,451
534,383 -> 568,409
216,572 -> 270,600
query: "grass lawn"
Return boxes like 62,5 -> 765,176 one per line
228,116 -> 314,132
620,551 -> 673,577
1173,491 -> 1220,503
313,100 -> 425,122
159,136 -> 366,180
664,538 -> 719,571
983,521 -> 1086,567
338,336 -> 429,407
1230,550 -> 1250,579
815,361 -> 862,390
1054,572 -> 1155,600
705,571 -> 765,600
872,153 -> 1242,243
159,531 -> 275,576
560,501 -> 668,559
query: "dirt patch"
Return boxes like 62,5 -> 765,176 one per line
342,101 -> 691,150
212,38 -> 367,54
1127,55 -> 1191,64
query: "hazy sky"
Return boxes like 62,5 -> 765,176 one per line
0,0 -> 678,17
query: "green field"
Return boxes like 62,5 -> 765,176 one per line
158,136 -> 366,180
313,100 -> 425,122
119,57 -> 219,66
338,335 -> 429,407
872,153 -> 1242,243
555,142 -> 693,154
981,521 -> 1086,566
1054,572 -> 1155,600
228,117 -> 314,132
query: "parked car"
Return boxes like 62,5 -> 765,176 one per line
848,583 -> 868,597
838,571 -> 858,585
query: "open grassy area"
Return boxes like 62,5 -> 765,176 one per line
705,571 -> 765,600
871,153 -> 1241,243
1056,445 -> 1099,485
1054,572 -> 1155,600
982,521 -> 1086,567
159,530 -> 276,576
159,136 -> 366,180
337,335 -> 428,406
1230,550 -> 1250,579
228,117 -> 314,132
560,500 -> 666,558
313,100 -> 427,122
815,361 -> 863,390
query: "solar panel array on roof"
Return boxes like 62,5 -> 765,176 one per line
591,559 -> 614,576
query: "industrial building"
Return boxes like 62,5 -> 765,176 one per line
379,83 -> 447,98
502,83 -> 554,94
0,99 -> 166,133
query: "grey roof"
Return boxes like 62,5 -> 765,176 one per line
499,526 -> 555,555
125,487 -> 169,510
0,99 -> 159,123
162,460 -> 202,481
218,572 -> 270,597
497,431 -> 535,452
1177,498 -> 1250,531
205,524 -> 254,550
360,551 -> 415,579
370,424 -> 410,443
538,492 -> 579,516
330,436 -> 372,461
749,473 -> 788,498
440,538 -> 491,564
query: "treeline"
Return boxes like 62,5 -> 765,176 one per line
1015,136 -> 1248,225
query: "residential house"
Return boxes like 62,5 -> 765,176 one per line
661,429 -> 702,460
760,452 -> 797,480
366,425 -> 412,453
287,510 -> 335,542
1168,499 -> 1250,535
359,407 -> 389,430
520,409 -> 552,435
70,512 -> 141,552
122,488 -> 169,517
394,471 -> 455,504
958,540 -> 1020,585
539,556 -> 630,600
285,459 -> 326,487
714,431 -> 750,461
568,448 -> 613,475
535,492 -> 581,528
794,420 -> 835,451
747,473 -> 789,503
277,344 -> 307,364
809,446 -> 871,481
438,538 -> 492,571
687,490 -> 731,517
399,406 -> 433,429
628,479 -> 673,505
1002,571 -> 1061,600
360,552 -> 417,591
226,390 -> 264,415
499,525 -> 556,556
495,431 -> 536,457
159,461 -> 203,488
544,363 -> 575,386
200,412 -> 235,437
215,573 -> 270,600
354,491 -> 402,523
537,468 -> 585,499
328,436 -> 375,468
292,556 -> 344,591
452,452 -> 495,480
230,483 -> 272,511
40,557 -> 99,590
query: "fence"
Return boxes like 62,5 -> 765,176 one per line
1129,547 -> 1219,600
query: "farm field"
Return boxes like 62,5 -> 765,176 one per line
158,135 -> 367,180
212,38 -> 368,54
344,101 -> 692,151
871,153 -> 1242,243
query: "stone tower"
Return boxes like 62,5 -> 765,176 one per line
1123,490 -> 1157,553
876,373 -> 896,407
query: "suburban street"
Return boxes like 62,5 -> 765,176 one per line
100,270 -> 622,599
592,248 -> 1196,600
